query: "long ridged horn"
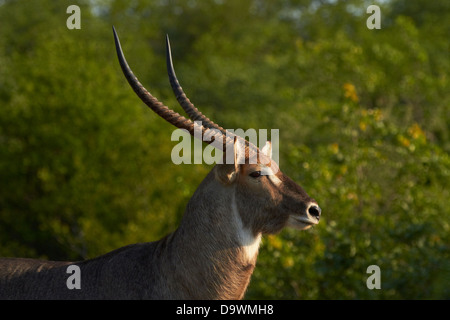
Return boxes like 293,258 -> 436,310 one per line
165,35 -> 227,135
113,27 -> 224,144
165,35 -> 262,158
113,27 -> 259,163
113,27 -> 191,132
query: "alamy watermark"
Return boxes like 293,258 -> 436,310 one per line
66,5 -> 81,30
170,121 -> 279,171
366,265 -> 381,289
66,4 -> 381,31
366,5 -> 381,29
64,263 -> 382,291
66,265 -> 81,290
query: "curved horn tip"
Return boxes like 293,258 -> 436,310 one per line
166,35 -> 173,55
112,25 -> 118,37
165,34 -> 176,76
112,26 -> 120,45
165,34 -> 171,51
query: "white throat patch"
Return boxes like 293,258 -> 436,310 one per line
231,190 -> 262,262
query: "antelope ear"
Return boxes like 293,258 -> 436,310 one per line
215,138 -> 246,185
261,141 -> 272,159
234,138 -> 246,173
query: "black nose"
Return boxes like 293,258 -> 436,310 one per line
308,204 -> 321,220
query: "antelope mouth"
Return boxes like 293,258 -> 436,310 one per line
287,215 -> 319,230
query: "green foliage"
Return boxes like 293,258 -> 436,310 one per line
0,0 -> 448,299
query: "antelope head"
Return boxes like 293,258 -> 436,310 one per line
223,141 -> 321,235
113,27 -> 321,239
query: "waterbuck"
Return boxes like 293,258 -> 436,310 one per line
0,27 -> 321,299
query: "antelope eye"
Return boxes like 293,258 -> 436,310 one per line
249,171 -> 261,178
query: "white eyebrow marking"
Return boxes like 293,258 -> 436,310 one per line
261,166 -> 282,186
268,174 -> 282,186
